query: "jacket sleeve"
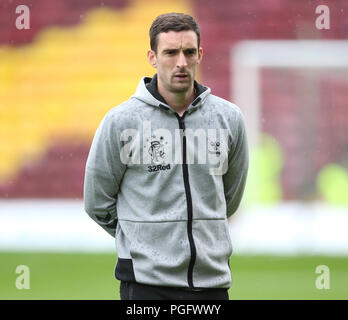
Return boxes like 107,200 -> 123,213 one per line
223,109 -> 249,218
83,113 -> 126,237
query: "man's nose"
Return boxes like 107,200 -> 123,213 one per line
176,51 -> 188,68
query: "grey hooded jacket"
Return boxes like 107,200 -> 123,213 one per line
84,75 -> 249,289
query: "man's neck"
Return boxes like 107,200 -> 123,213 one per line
158,81 -> 195,117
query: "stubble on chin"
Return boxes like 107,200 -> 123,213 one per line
170,77 -> 193,93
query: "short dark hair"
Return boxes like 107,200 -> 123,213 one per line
149,13 -> 200,53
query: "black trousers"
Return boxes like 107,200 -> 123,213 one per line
120,281 -> 229,300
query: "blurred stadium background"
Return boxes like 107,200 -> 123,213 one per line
1,0 -> 348,299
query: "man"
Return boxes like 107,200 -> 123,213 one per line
84,12 -> 249,300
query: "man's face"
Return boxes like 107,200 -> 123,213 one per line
147,30 -> 203,94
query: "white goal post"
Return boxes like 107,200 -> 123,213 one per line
231,40 -> 348,148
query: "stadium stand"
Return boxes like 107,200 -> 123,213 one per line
0,0 -> 348,201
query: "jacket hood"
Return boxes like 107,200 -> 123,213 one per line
131,74 -> 211,114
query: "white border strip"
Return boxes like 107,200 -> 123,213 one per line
1,200 -> 348,255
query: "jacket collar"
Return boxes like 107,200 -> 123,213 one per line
145,74 -> 209,112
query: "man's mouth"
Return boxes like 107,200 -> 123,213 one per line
174,73 -> 188,80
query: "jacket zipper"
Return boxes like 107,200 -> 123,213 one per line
176,111 -> 197,289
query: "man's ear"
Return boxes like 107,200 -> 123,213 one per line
197,46 -> 203,65
147,49 -> 157,68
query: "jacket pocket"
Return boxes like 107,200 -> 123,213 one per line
128,221 -> 190,287
191,219 -> 232,288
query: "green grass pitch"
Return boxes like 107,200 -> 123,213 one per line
1,251 -> 347,300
